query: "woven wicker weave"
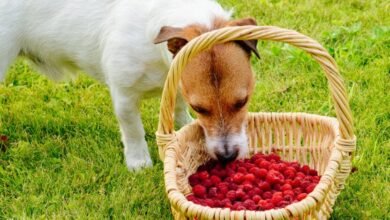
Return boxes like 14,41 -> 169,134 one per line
156,26 -> 356,220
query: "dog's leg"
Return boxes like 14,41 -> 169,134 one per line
110,87 -> 153,171
175,92 -> 194,127
0,37 -> 19,81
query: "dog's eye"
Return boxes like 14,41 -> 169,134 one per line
233,96 -> 248,110
191,105 -> 210,115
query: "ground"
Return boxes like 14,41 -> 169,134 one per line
0,0 -> 389,219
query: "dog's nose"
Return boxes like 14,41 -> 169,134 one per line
216,148 -> 239,163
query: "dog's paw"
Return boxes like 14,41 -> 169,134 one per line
124,142 -> 153,171
126,156 -> 153,171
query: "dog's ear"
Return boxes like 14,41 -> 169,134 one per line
227,18 -> 260,58
154,26 -> 202,55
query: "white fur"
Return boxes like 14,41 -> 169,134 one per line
204,125 -> 249,160
0,0 -> 231,170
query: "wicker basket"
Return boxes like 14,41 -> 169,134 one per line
156,26 -> 356,220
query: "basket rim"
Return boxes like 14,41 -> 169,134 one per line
163,112 -> 344,219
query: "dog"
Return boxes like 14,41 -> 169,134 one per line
0,0 -> 259,170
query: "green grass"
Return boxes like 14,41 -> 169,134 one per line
0,0 -> 389,219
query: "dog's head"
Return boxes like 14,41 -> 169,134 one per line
154,18 -> 258,162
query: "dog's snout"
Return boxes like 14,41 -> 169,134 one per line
216,148 -> 239,163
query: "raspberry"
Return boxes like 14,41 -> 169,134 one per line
198,171 -> 209,180
232,202 -> 246,211
258,181 -> 271,191
301,165 -> 311,174
226,190 -> 236,201
202,179 -> 213,188
281,183 -> 292,191
262,191 -> 272,199
259,160 -> 271,169
252,195 -> 262,203
232,173 -> 245,184
186,194 -> 196,201
312,176 -> 320,183
309,169 -> 318,176
228,183 -> 238,190
305,183 -> 316,193
257,168 -> 268,179
216,193 -> 225,200
244,173 -> 256,182
273,183 -> 281,191
277,200 -> 289,208
237,166 -> 247,174
243,182 -> 254,192
266,170 -> 284,184
297,193 -> 307,201
193,185 -> 206,198
258,200 -> 274,210
236,189 -> 246,200
283,194 -> 294,202
208,187 -> 218,198
204,199 -> 215,207
269,163 -> 281,171
292,178 -> 302,188
188,174 -> 200,187
293,187 -> 303,195
296,172 -> 306,179
217,182 -> 229,194
271,194 -> 283,205
267,153 -> 281,162
283,190 -> 295,197
210,175 -> 221,185
283,169 -> 296,179
243,199 -> 256,208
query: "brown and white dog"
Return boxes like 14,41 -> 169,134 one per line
0,0 -> 258,170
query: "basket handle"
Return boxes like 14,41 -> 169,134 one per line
156,25 -> 354,159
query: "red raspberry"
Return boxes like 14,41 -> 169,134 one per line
301,180 -> 311,189
198,171 -> 209,180
251,153 -> 265,161
293,187 -> 303,195
267,153 -> 281,162
269,163 -> 281,171
237,166 -> 247,174
292,178 -> 302,188
277,200 -> 289,208
309,169 -> 318,176
232,173 -> 245,184
204,198 -> 215,207
297,193 -> 307,201
193,185 -> 206,198
208,187 -> 218,198
243,162 -> 255,170
312,176 -> 320,183
226,190 -> 236,201
221,198 -> 232,208
283,194 -> 294,202
271,194 -> 283,205
290,162 -> 301,171
232,202 -> 246,211
243,199 -> 256,208
305,183 -> 316,193
266,170 -> 284,184
296,172 -> 306,179
262,191 -> 272,199
188,174 -> 200,187
281,183 -> 292,191
301,165 -> 311,174
252,195 -> 262,203
257,168 -> 268,179
244,173 -> 256,182
243,182 -> 254,192
216,193 -> 225,200
283,169 -> 296,179
258,200 -> 274,210
186,194 -> 196,201
202,179 -> 213,188
258,160 -> 271,169
217,182 -> 229,194
236,189 -> 246,200
210,175 -> 221,185
258,181 -> 271,191
228,183 -> 238,190
283,190 -> 295,197
273,183 -> 281,191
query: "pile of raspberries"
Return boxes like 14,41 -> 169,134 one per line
186,153 -> 320,211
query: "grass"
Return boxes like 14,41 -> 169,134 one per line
0,0 -> 389,219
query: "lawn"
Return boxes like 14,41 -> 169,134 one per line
0,0 -> 389,219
